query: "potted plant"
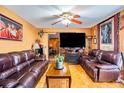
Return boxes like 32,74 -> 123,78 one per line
55,54 -> 64,69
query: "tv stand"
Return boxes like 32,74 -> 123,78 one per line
66,52 -> 79,64
60,48 -> 84,64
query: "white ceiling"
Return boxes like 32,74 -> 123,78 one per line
5,5 -> 124,28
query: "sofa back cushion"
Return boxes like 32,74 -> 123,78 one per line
22,50 -> 35,60
9,52 -> 26,66
100,51 -> 122,66
0,54 -> 13,72
88,49 -> 100,57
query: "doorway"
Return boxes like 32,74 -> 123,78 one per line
48,33 -> 59,62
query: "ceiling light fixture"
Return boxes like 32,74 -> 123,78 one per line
61,19 -> 71,26
61,12 -> 72,26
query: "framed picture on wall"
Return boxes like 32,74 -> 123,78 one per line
0,14 -> 23,41
99,18 -> 114,51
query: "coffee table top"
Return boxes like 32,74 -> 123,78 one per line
46,63 -> 71,78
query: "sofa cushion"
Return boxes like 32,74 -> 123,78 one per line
27,51 -> 35,60
8,61 -> 37,80
88,49 -> 99,57
0,67 -> 17,79
9,52 -> 26,66
100,51 -> 123,67
30,62 -> 45,77
18,72 -> 37,88
0,54 -> 13,72
16,62 -> 28,71
21,50 -> 34,61
0,79 -> 18,88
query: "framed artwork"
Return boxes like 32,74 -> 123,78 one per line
120,10 -> 124,30
0,14 -> 23,41
99,18 -> 114,51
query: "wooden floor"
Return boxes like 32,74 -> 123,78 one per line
36,64 -> 124,88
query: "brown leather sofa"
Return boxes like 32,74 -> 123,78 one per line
80,49 -> 122,82
0,50 -> 48,88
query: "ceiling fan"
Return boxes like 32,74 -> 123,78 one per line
51,12 -> 82,27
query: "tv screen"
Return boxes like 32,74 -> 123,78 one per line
60,33 -> 85,48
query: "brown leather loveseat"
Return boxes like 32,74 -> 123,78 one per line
0,50 -> 48,88
80,49 -> 122,82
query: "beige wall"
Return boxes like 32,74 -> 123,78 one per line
91,26 -> 98,49
119,28 -> 124,52
0,6 -> 40,53
119,10 -> 124,52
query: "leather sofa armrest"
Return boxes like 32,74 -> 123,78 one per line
95,64 -> 119,70
35,55 -> 46,62
0,79 -> 18,88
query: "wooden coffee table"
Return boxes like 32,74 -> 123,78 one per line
46,63 -> 71,88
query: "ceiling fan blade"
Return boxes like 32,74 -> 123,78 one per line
70,19 -> 82,24
51,20 -> 62,25
73,15 -> 80,18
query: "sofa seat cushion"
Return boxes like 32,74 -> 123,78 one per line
0,67 -> 17,79
0,79 -> 18,88
18,72 -> 37,88
30,62 -> 47,78
16,62 -> 28,71
8,61 -> 39,80
8,65 -> 30,80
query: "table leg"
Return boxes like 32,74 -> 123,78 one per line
46,77 -> 49,88
69,77 -> 71,88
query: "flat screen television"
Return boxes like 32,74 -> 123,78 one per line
60,33 -> 86,48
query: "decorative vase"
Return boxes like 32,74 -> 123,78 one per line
55,54 -> 64,69
56,61 -> 63,69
